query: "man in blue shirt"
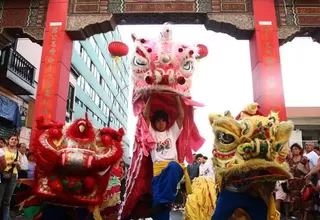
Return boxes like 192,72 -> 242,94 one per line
187,154 -> 202,181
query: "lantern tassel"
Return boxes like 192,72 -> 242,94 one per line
113,56 -> 120,72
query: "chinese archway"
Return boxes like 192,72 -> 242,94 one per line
0,0 -> 319,139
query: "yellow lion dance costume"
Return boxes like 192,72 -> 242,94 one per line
185,103 -> 293,220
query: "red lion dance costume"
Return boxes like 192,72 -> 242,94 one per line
119,24 -> 206,219
18,114 -> 124,220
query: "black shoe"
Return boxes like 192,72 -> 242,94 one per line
150,203 -> 170,216
139,194 -> 153,203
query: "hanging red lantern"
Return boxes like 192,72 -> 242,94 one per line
196,44 -> 208,60
108,41 -> 129,63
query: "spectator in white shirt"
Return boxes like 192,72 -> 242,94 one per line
0,138 -> 6,173
18,143 -> 28,179
305,142 -> 320,180
0,148 -> 6,172
304,141 -> 318,170
198,155 -> 215,180
304,141 -> 319,185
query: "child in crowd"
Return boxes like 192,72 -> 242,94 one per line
27,152 -> 35,179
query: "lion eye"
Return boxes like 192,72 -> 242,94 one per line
182,61 -> 193,71
217,131 -> 235,145
133,56 -> 147,67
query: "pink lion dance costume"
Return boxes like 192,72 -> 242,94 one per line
119,24 -> 206,220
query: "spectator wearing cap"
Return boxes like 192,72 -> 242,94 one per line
195,153 -> 204,163
195,154 -> 204,177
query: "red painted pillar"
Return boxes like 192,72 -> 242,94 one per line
250,0 -> 287,121
31,0 -> 72,150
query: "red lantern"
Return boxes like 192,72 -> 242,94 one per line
196,44 -> 208,60
108,41 -> 129,62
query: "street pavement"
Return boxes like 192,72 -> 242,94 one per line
170,210 -> 184,220
12,217 -> 25,220
144,210 -> 183,220
12,210 -> 184,220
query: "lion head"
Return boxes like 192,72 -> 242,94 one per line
131,24 -> 206,102
209,104 -> 293,189
34,114 -> 124,206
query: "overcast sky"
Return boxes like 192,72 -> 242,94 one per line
118,24 -> 320,158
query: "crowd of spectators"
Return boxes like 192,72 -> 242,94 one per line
275,140 -> 320,220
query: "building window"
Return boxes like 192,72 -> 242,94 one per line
73,41 -> 81,55
84,81 -> 90,95
95,93 -> 100,106
79,45 -> 91,68
75,97 -> 83,108
66,83 -> 75,122
111,76 -> 116,85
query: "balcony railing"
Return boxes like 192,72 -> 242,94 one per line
0,46 -> 36,95
6,47 -> 35,86
0,47 -> 36,95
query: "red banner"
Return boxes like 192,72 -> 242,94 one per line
259,24 -> 278,109
39,25 -> 62,121
260,24 -> 275,67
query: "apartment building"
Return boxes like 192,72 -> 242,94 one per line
71,27 -> 131,163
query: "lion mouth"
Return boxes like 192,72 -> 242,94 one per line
39,131 -> 118,171
136,85 -> 188,94
133,86 -> 189,103
219,159 -> 292,187
36,174 -> 105,206
230,169 -> 288,184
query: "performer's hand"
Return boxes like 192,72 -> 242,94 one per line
304,178 -> 312,185
13,161 -> 20,166
304,173 -> 311,180
286,152 -> 293,160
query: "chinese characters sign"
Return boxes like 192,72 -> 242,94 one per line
260,23 -> 275,72
124,1 -> 195,12
260,22 -> 277,107
39,23 -> 62,121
